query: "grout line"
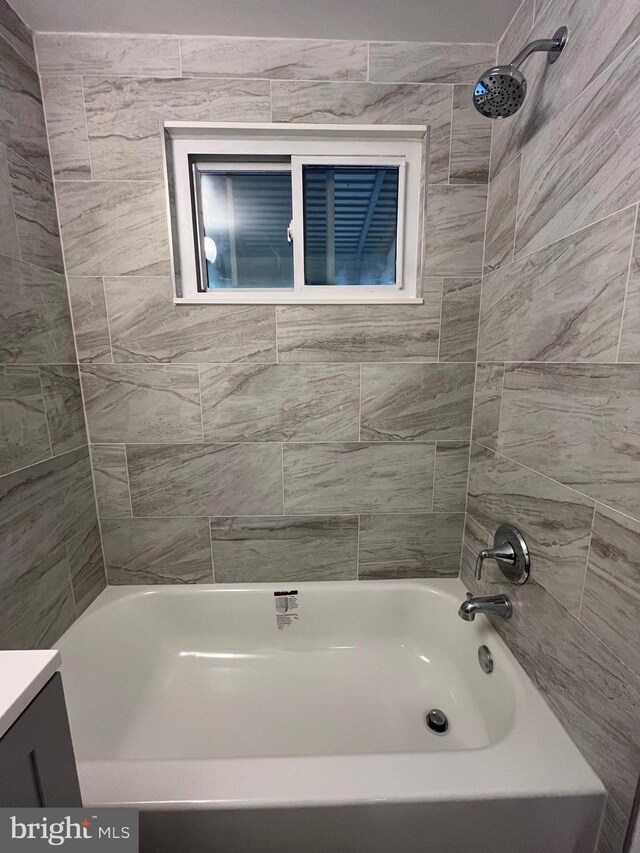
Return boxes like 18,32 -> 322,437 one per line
460,114 -> 493,576
436,278 -> 444,362
576,503 -> 597,621
42,84 -> 111,596
0,443 -> 89,480
177,37 -> 184,77
207,518 -> 216,582
96,511 -> 461,520
121,445 -> 135,517
357,364 -> 362,440
615,202 -> 638,362
79,75 -> 94,180
5,144 -> 55,184
355,514 -> 361,580
100,276 -> 115,362
510,154 -> 523,263
430,442 -> 438,511
196,364 -> 205,442
499,201 -> 640,278
274,305 -> 279,364
446,86 -> 454,185
280,442 -> 286,514
36,366 -> 54,458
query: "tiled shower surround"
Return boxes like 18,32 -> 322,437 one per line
461,0 -> 640,851
0,1 -> 638,849
34,29 -> 495,587
0,0 -> 105,649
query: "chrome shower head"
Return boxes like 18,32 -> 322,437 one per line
472,26 -> 568,119
473,67 -> 526,119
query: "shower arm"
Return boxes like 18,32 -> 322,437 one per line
510,35 -> 565,69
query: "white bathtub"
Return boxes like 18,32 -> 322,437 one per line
56,579 -> 605,853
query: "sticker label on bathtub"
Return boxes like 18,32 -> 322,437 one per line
274,590 -> 298,629
0,808 -> 139,849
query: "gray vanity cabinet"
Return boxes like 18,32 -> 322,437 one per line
0,673 -> 82,806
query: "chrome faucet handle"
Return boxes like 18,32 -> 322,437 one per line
474,543 -> 516,579
474,523 -> 531,585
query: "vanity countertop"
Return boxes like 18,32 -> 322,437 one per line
0,650 -> 61,739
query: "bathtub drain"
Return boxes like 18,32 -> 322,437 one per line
425,708 -> 448,734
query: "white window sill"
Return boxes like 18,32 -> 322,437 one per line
173,296 -> 425,306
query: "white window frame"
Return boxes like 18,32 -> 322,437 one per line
164,122 -> 427,305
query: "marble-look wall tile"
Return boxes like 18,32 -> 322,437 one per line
460,550 -> 640,817
6,148 -> 64,273
127,443 -> 283,517
40,76 -> 92,180
200,363 -> 359,442
514,38 -> 640,257
0,0 -> 36,69
360,362 -> 474,441
0,446 -> 95,590
483,154 -> 520,273
497,0 -> 534,65
180,37 -> 367,80
56,181 -> 170,277
0,365 -> 50,476
433,441 -> 470,512
368,41 -> 495,84
101,517 -> 213,584
35,33 -> 181,76
104,277 -> 276,363
40,364 -> 87,454
468,443 -> 595,613
618,211 -> 640,362
439,278 -> 480,362
210,516 -> 358,583
581,505 -> 640,678
0,37 -> 50,176
0,144 -> 20,259
597,799 -> 630,853
276,299 -> 440,362
0,551 -> 76,649
66,522 -> 105,614
424,184 -> 487,276
283,442 -> 434,513
491,0 -> 640,180
479,207 -> 636,362
271,81 -> 452,184
449,85 -> 491,184
67,277 -> 112,363
358,512 -> 464,578
90,444 -> 131,517
472,363 -> 504,450
0,255 -> 75,364
499,363 -> 640,518
80,364 -> 202,443
84,77 -> 271,181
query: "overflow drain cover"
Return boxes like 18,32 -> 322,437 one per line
425,708 -> 448,734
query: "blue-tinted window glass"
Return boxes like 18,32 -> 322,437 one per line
303,165 -> 399,286
199,170 -> 293,289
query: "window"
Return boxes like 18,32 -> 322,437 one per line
166,124 -> 426,304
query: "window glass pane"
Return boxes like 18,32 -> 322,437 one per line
303,165 -> 399,286
199,170 -> 293,289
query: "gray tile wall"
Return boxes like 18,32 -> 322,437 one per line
467,2 -> 640,850
0,0 -> 106,649
35,30 -> 495,589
